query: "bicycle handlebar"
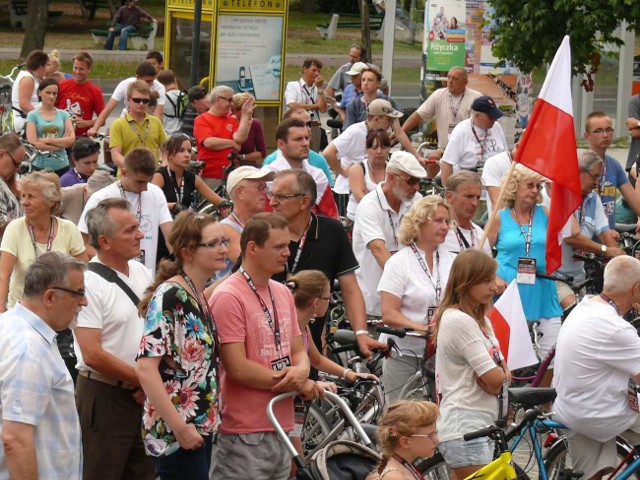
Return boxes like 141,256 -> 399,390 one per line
375,326 -> 409,338
365,338 -> 394,373
463,424 -> 499,441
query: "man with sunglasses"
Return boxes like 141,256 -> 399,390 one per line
194,85 -> 255,191
108,80 -> 167,170
352,151 -> 426,320
74,198 -> 155,480
584,111 -> 640,231
0,133 -> 25,240
0,252 -> 86,480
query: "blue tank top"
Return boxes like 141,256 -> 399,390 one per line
495,205 -> 562,320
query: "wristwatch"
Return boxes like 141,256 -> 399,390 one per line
601,244 -> 608,254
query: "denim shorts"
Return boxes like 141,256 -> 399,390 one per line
438,436 -> 493,468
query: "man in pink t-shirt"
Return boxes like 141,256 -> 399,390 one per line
209,213 -> 320,479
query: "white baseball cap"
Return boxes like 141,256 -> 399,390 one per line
387,151 -> 427,179
227,166 -> 275,194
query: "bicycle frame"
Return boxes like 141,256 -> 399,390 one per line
606,445 -> 640,480
467,451 -> 518,480
508,418 -> 564,480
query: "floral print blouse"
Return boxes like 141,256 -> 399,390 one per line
137,281 -> 219,457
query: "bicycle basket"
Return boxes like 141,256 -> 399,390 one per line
308,439 -> 381,480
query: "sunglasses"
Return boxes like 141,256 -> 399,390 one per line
130,97 -> 150,104
391,172 -> 421,186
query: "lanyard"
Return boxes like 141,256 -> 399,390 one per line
600,293 -> 620,316
240,266 -> 282,354
391,454 -> 425,480
376,190 -> 400,248
300,81 -> 316,104
410,243 -> 441,302
449,92 -> 465,121
512,207 -> 534,257
28,217 -> 54,257
599,160 -> 607,196
482,329 -> 508,418
229,212 -> 244,229
289,216 -> 313,274
168,167 -> 185,205
577,196 -> 587,226
454,226 -> 474,250
128,117 -> 150,146
73,168 -> 87,183
118,181 -> 142,222
471,125 -> 487,164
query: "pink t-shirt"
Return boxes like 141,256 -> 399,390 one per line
209,272 -> 301,434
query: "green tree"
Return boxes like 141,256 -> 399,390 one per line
489,0 -> 640,91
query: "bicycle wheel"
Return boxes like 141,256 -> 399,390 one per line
544,435 -> 640,480
301,402 -> 332,456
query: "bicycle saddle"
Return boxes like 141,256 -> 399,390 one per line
508,387 -> 556,408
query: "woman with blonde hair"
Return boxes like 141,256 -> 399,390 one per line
368,400 -> 439,479
136,211 -> 228,478
432,249 -> 509,480
231,92 -> 266,166
487,164 -> 576,362
44,50 -> 66,83
0,171 -> 87,312
377,195 -> 456,402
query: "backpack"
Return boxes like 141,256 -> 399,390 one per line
164,89 -> 189,119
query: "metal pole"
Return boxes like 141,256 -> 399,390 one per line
381,0 -> 396,91
189,0 -> 203,88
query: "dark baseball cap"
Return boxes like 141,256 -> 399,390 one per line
472,95 -> 504,121
188,86 -> 207,102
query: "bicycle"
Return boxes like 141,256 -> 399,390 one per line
0,63 -> 25,135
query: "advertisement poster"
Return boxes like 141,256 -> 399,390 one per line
424,0 -> 466,71
215,15 -> 283,101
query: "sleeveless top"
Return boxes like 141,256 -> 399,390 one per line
215,215 -> 243,280
157,166 -> 197,208
11,70 -> 39,132
495,205 -> 562,320
346,161 -> 381,221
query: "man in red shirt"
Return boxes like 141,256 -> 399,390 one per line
56,52 -> 105,138
193,85 -> 254,191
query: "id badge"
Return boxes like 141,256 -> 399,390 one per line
135,249 -> 146,266
427,306 -> 437,322
628,378 -> 640,413
516,257 -> 536,285
499,379 -> 509,419
271,356 -> 291,372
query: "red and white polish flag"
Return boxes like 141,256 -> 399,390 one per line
514,35 -> 582,274
488,280 -> 538,370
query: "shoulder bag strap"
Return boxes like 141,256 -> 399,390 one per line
87,262 -> 140,306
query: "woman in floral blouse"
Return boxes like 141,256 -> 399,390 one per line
136,211 -> 228,479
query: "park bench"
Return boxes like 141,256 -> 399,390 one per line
317,12 -> 384,39
90,20 -> 158,50
9,0 -> 63,29
79,0 -> 115,20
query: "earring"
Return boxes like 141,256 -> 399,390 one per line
310,313 -> 317,324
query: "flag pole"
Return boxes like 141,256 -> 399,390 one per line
478,160 -> 518,250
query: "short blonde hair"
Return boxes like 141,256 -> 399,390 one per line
398,195 -> 454,245
376,400 -> 439,459
19,171 -> 62,215
500,164 -> 545,208
232,92 -> 253,110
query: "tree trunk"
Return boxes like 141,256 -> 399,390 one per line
20,0 -> 48,57
360,0 -> 372,60
301,0 -> 315,14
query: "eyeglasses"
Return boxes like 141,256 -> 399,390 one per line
241,183 -> 267,191
524,182 -> 544,191
266,191 -> 306,201
130,97 -> 150,104
51,286 -> 86,298
411,430 -> 438,441
391,172 -> 421,186
589,128 -> 614,135
581,169 -> 601,183
218,96 -> 233,103
198,238 -> 231,248
4,149 -> 21,167
320,296 -> 332,301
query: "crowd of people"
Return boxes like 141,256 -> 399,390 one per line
1,44 -> 640,480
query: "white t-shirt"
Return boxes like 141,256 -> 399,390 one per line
111,76 -> 166,106
436,309 -> 501,442
416,87 -> 481,148
73,258 -> 153,370
77,182 -> 172,275
352,183 -> 421,316
162,89 -> 183,135
377,244 -> 454,354
441,117 -> 507,173
442,222 -> 491,255
11,70 -> 39,132
329,121 -> 368,194
553,296 -> 640,442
